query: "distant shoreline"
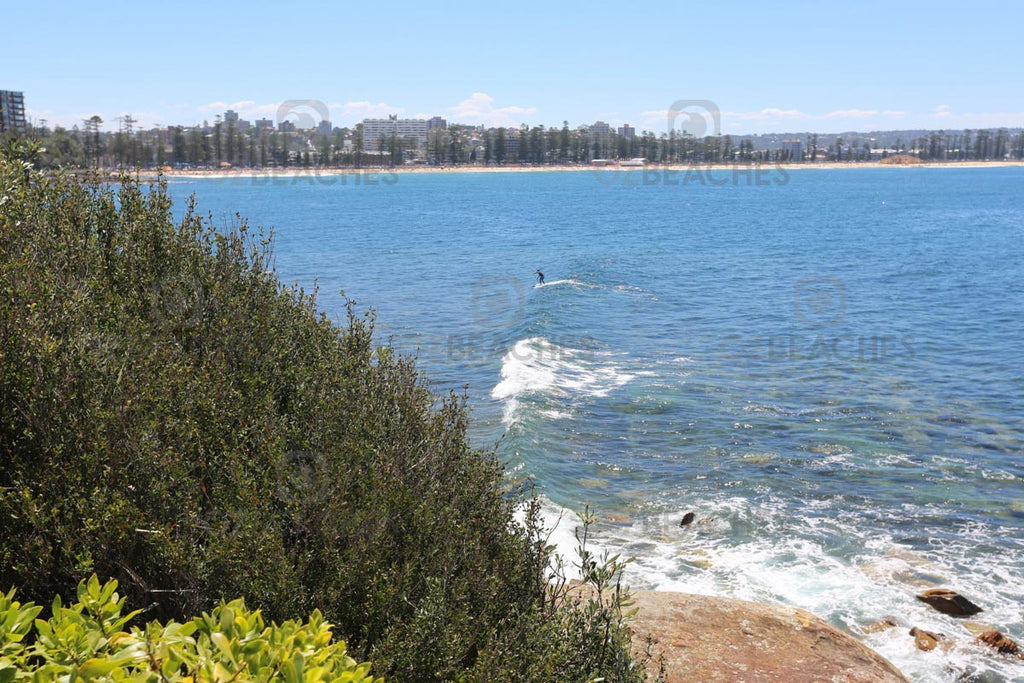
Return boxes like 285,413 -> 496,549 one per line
127,159 -> 1024,181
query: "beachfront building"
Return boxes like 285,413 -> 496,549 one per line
222,109 -> 250,131
590,121 -> 612,157
362,116 -> 423,150
781,139 -> 803,162
505,129 -> 519,157
254,118 -> 274,138
617,123 -> 635,140
362,116 -> 448,153
0,90 -> 27,134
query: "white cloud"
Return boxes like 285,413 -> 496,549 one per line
332,101 -> 404,122
706,106 -> 927,133
932,104 -> 953,118
824,109 -> 879,119
714,108 -> 810,126
639,109 -> 671,125
448,93 -> 537,127
755,108 -> 807,120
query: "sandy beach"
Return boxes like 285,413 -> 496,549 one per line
138,159 -> 1024,181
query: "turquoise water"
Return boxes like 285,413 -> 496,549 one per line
169,167 -> 1024,681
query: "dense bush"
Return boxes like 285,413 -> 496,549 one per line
0,157 -> 651,681
0,575 -> 380,681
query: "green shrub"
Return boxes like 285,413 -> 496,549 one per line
0,575 -> 380,681
0,158 -> 650,681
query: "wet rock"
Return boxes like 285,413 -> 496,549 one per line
679,511 -> 696,527
916,588 -> 984,617
685,557 -> 713,570
910,626 -> 950,652
863,615 -> 902,634
976,630 -> 1024,659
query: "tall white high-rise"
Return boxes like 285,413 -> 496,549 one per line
0,90 -> 27,133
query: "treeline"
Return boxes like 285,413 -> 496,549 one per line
0,155 -> 656,682
802,128 -> 1024,162
9,116 -> 1024,170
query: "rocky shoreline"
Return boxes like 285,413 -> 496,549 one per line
622,588 -> 1023,682
626,590 -> 908,682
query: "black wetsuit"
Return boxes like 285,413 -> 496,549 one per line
536,270 -> 545,285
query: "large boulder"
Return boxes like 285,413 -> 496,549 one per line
915,588 -> 984,617
627,590 -> 909,682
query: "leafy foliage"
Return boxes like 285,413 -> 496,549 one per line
0,575 -> 379,682
0,156 -> 649,681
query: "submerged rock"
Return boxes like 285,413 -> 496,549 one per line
863,615 -> 903,634
963,621 -> 1001,637
916,588 -> 984,617
951,664 -> 1005,682
605,512 -> 632,525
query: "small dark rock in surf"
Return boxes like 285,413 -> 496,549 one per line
680,512 -> 696,527
976,630 -> 1024,659
910,626 -> 948,652
916,588 -> 984,617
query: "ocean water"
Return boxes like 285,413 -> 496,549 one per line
168,167 -> 1024,681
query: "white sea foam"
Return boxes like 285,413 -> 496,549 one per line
533,278 -> 594,289
491,337 -> 634,425
514,496 -> 616,582
539,409 -> 574,420
613,284 -> 659,301
524,495 -> 1024,682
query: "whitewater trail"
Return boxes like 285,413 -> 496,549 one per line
491,337 -> 634,426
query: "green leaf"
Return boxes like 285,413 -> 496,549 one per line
77,657 -> 120,677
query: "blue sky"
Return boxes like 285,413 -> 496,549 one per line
7,0 -> 1022,135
